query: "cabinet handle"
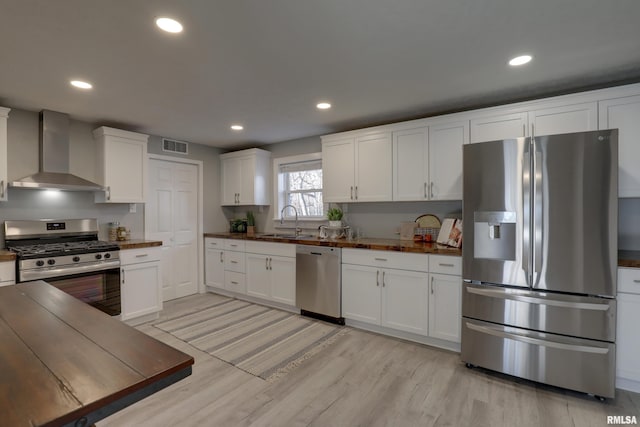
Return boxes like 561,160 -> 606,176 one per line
634,279 -> 640,283
265,257 -> 269,270
0,180 -> 4,198
355,186 -> 358,200
231,260 -> 238,264
531,123 -> 535,139
350,186 -> 354,200
430,182 -> 434,199
382,271 -> 386,287
424,182 -> 427,199
231,281 -> 239,285
269,257 -> 272,270
431,276 -> 434,294
438,263 -> 454,267
230,244 -> 237,247
522,123 -> 526,137
135,254 -> 148,258
122,268 -> 125,283
106,186 -> 111,201
374,257 -> 387,262
376,270 -> 380,287
220,252 -> 224,263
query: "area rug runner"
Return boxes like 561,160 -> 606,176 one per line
154,297 -> 344,381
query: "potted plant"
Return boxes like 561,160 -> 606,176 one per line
246,211 -> 256,236
327,207 -> 343,228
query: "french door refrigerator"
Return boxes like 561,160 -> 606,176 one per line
461,129 -> 618,399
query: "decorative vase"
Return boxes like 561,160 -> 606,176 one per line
329,220 -> 342,228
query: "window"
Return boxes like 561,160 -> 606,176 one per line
274,153 -> 323,220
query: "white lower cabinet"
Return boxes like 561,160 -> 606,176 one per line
617,293 -> 640,384
120,247 -> 162,324
381,268 -> 429,335
204,238 -> 225,289
428,273 -> 461,342
342,263 -> 381,324
0,260 -> 15,286
245,241 -> 296,307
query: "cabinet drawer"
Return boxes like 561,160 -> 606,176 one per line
119,247 -> 161,265
342,248 -> 428,272
205,238 -> 225,250
245,241 -> 295,258
0,262 -> 15,283
225,250 -> 245,273
225,271 -> 246,294
224,239 -> 245,251
429,255 -> 462,275
618,267 -> 640,295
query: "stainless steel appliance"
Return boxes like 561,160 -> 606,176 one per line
462,129 -> 618,399
5,219 -> 121,316
296,244 -> 344,324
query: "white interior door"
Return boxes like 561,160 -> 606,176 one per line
147,158 -> 199,301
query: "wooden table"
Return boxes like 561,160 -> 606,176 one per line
0,281 -> 194,427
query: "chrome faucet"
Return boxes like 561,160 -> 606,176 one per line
280,204 -> 300,236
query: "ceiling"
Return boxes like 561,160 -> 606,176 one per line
1,1 -> 640,149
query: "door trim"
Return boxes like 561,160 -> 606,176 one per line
146,154 -> 204,294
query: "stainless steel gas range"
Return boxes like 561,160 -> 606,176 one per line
5,219 -> 121,316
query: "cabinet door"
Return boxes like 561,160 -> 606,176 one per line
381,268 -> 428,335
103,137 -> 147,202
121,261 -> 162,321
238,156 -> 256,204
221,157 -> 241,205
617,293 -> 640,382
599,95 -> 640,197
393,127 -> 429,201
205,248 -> 225,289
342,264 -> 381,324
0,107 -> 9,202
355,132 -> 392,201
322,138 -> 355,202
245,253 -> 270,299
428,273 -> 462,342
529,102 -> 597,137
470,112 -> 528,143
428,121 -> 466,200
270,255 -> 296,306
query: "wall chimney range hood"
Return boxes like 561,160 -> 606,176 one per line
10,110 -> 105,191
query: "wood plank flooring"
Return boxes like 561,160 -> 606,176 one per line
98,293 -> 640,427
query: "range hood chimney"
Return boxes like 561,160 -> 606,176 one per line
10,110 -> 105,191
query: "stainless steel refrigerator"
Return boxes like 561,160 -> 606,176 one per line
461,129 -> 618,399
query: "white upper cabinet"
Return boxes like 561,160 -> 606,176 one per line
393,127 -> 429,201
528,102 -> 597,137
470,112 -> 528,143
93,127 -> 149,203
428,120 -> 466,200
220,148 -> 271,206
0,107 -> 11,202
599,95 -> 640,198
322,132 -> 392,202
322,137 -> 355,203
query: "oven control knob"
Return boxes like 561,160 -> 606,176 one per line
47,259 -> 56,265
36,260 -> 45,267
95,254 -> 103,260
104,253 -> 111,259
73,256 -> 80,262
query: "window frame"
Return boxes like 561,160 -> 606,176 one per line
272,152 -> 324,221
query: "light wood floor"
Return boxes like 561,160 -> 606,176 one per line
98,293 -> 640,427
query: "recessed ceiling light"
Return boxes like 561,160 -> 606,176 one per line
155,17 -> 183,33
316,102 -> 332,110
230,124 -> 244,131
70,80 -> 92,89
509,55 -> 533,66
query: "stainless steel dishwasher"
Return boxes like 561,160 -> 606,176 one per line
296,245 -> 343,324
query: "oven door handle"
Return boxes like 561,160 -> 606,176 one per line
19,260 -> 121,282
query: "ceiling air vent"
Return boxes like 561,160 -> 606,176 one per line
162,138 -> 189,155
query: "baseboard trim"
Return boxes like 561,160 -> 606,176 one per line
616,377 -> 640,394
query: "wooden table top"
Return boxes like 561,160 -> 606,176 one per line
0,281 -> 194,427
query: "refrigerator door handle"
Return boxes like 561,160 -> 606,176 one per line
534,147 -> 544,279
522,146 -> 531,285
465,321 -> 610,354
465,286 -> 611,311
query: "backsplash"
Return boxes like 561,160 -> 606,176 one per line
0,188 -> 143,244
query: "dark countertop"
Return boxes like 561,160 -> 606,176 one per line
0,250 -> 16,261
116,240 -> 163,250
618,250 -> 640,268
0,281 -> 193,427
204,232 -> 462,256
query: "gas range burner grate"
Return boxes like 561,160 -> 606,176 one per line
8,241 -> 120,259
